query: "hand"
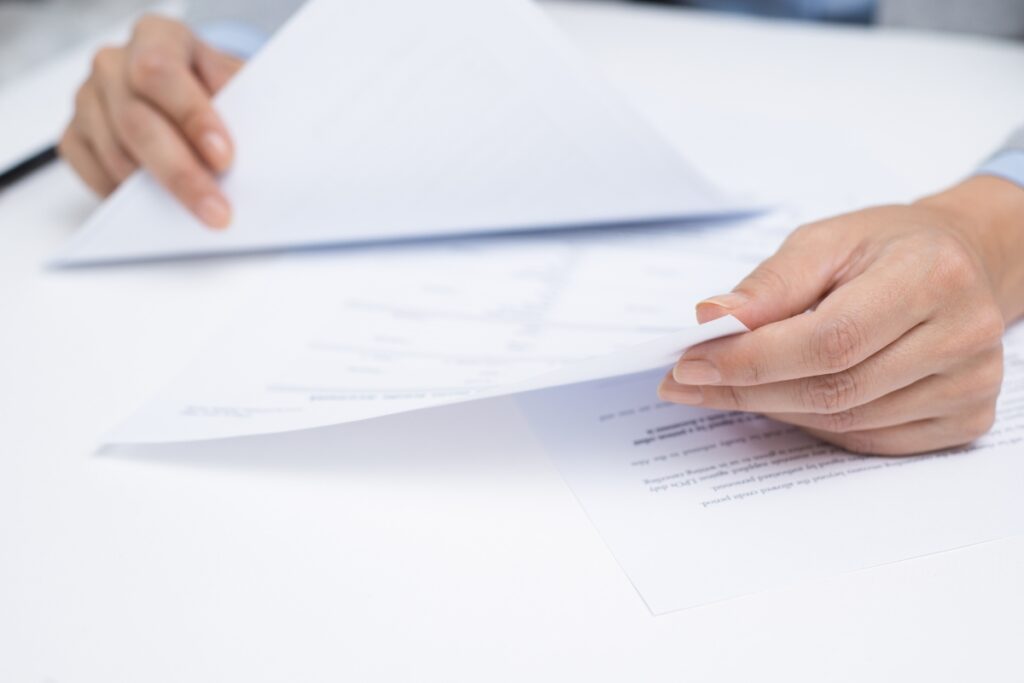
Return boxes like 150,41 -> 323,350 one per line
659,176 -> 1024,456
58,15 -> 245,228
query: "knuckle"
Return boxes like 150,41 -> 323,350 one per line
841,437 -> 872,455
803,370 -> 859,414
834,431 -> 879,455
128,48 -> 173,93
723,385 -> 747,411
748,359 -> 763,384
840,430 -> 918,456
739,263 -> 789,300
132,13 -> 166,39
735,345 -> 765,385
930,233 -> 982,290
974,307 -> 1006,349
965,407 -> 997,442
981,347 -> 1006,391
786,222 -> 816,242
809,315 -> 865,372
91,46 -> 118,75
181,107 -> 214,142
941,307 -> 1005,364
821,408 -> 861,434
104,150 -> 134,182
166,167 -> 203,201
785,220 -> 828,246
940,350 -> 1003,407
166,167 -> 192,194
791,216 -> 847,246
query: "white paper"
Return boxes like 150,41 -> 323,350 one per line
506,315 -> 747,395
102,215 -> 781,444
517,324 -> 1024,614
54,0 -> 743,266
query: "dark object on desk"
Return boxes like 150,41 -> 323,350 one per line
0,145 -> 58,191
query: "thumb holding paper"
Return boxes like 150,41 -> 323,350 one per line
693,224 -> 852,330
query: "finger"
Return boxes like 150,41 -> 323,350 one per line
194,40 -> 245,94
694,221 -> 859,329
98,55 -> 232,227
663,320 -> 985,414
675,249 -> 935,387
74,75 -> 136,184
775,346 -> 1003,434
114,98 -> 231,228
804,407 -> 997,456
58,127 -> 116,196
765,349 -> 1002,433
126,15 -> 233,172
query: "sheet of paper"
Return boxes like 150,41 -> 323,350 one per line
517,324 -> 1024,614
102,213 -> 790,444
54,0 -> 743,266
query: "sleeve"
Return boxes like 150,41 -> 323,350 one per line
185,0 -> 306,35
976,126 -> 1024,190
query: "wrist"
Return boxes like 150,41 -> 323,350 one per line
917,175 -> 1024,323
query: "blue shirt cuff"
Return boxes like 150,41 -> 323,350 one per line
196,21 -> 269,60
976,150 -> 1024,191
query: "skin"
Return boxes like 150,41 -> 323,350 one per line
58,15 -> 244,228
63,18 -> 1024,455
660,176 -> 1024,455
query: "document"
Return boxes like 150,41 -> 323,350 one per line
104,216 -> 774,443
518,324 -> 1024,614
54,0 -> 742,266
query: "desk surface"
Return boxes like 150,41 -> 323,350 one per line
2,2 -> 1023,681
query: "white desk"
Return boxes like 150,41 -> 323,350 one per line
2,2 -> 1023,680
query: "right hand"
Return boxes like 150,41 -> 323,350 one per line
59,15 -> 245,228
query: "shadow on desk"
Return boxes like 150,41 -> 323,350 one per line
98,393 -> 548,483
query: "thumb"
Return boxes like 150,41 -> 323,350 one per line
696,228 -> 848,330
194,41 -> 245,94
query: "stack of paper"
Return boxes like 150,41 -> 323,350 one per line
54,0 -> 1024,616
519,326 -> 1024,613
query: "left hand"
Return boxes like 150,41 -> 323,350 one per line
59,15 -> 245,227
658,176 -> 1024,456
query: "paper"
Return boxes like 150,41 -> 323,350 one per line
54,0 -> 743,266
517,325 -> 1024,614
506,315 -> 747,395
101,215 -> 781,444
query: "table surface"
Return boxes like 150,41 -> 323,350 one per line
0,0 -> 155,84
2,2 -> 1023,681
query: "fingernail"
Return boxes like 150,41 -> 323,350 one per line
659,379 -> 704,405
673,359 -> 721,385
696,292 -> 749,324
196,194 -> 231,229
201,130 -> 231,166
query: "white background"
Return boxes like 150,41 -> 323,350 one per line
2,1 -> 1023,680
